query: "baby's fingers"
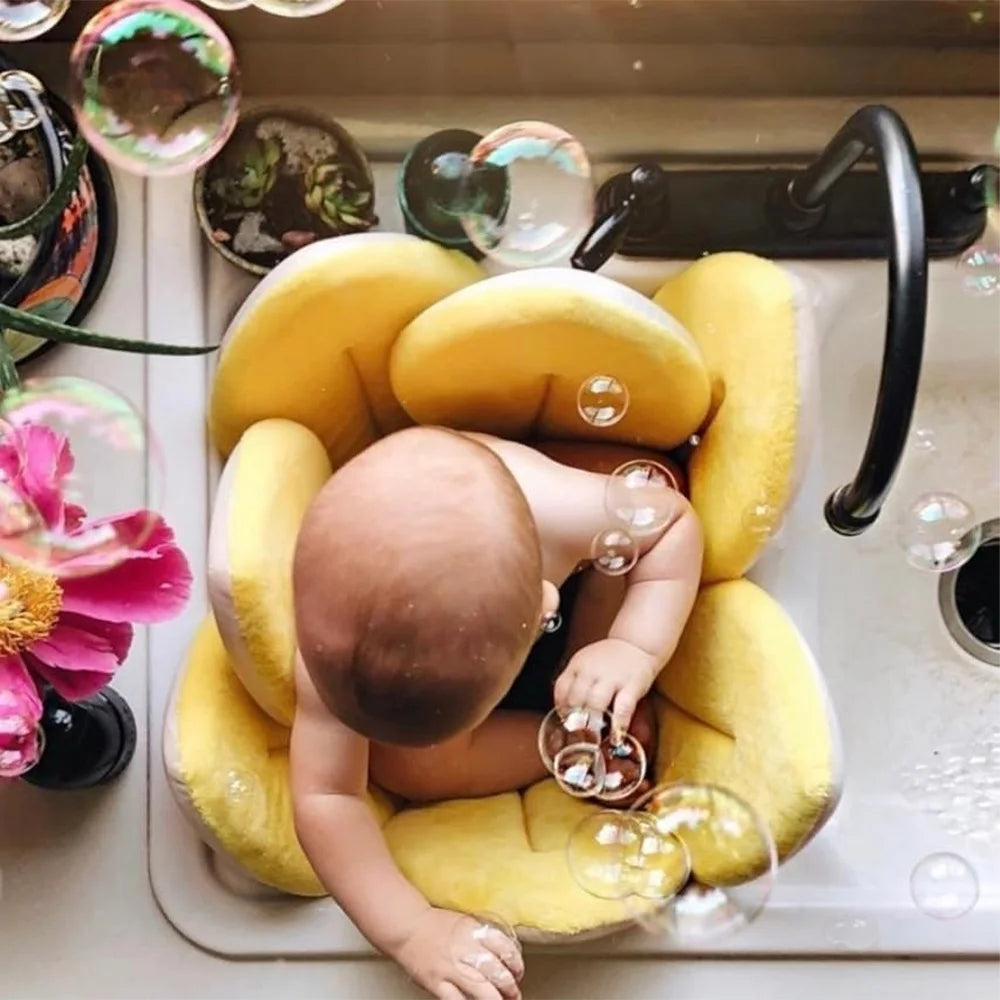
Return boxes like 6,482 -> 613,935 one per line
610,686 -> 640,737
474,925 -> 524,982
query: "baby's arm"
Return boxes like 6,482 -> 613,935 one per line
291,660 -> 523,999
555,496 -> 703,732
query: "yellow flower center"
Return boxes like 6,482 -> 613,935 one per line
0,562 -> 62,655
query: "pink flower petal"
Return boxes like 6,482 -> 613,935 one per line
26,614 -> 134,701
0,654 -> 43,777
58,513 -> 191,623
6,424 -> 75,531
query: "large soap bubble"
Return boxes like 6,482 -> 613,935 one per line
69,0 -> 241,176
459,121 -> 593,266
0,377 -> 163,578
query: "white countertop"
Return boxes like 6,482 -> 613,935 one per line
2,98 -> 999,998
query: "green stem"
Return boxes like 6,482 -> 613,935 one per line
0,134 -> 89,240
0,304 -> 217,356
0,336 -> 20,391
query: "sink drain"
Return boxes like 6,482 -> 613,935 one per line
939,518 -> 999,666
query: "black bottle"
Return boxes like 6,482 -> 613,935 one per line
23,686 -> 136,790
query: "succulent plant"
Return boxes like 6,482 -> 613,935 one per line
304,161 -> 374,232
211,137 -> 282,210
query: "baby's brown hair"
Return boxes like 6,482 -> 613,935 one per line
294,427 -> 543,746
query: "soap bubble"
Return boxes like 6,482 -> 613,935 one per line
605,460 -> 679,535
742,500 -> 779,539
625,784 -> 778,941
912,427 -> 937,453
69,0 -> 241,177
0,0 -> 68,40
910,853 -> 979,919
251,0 -> 347,14
597,731 -> 647,801
566,811 -> 690,900
449,912 -> 522,988
591,527 -> 639,576
897,492 -> 982,573
554,743 -> 606,798
458,121 -> 593,267
577,374 -> 630,427
958,243 -> 999,297
0,377 -> 163,579
538,706 -> 608,771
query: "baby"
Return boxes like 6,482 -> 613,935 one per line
290,427 -> 702,1000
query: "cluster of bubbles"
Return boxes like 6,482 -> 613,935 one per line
538,707 -> 648,801
67,0 -> 242,177
576,376 -> 681,575
896,491 -> 982,573
424,121 -> 594,268
594,460 -> 680,576
566,784 -> 778,941
910,852 -> 979,920
0,377 -> 161,579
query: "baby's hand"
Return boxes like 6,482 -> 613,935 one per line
395,907 -> 524,1000
554,637 -> 659,735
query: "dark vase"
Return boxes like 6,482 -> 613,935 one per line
23,686 -> 136,790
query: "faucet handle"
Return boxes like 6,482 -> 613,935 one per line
572,163 -> 668,271
953,164 -> 999,214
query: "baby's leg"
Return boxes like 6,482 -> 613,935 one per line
370,709 -> 549,802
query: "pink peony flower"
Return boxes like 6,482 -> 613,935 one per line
0,655 -> 43,778
0,423 -> 191,776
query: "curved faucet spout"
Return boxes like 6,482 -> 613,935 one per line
777,104 -> 928,535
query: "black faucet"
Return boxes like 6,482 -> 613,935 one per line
576,103 -> 949,536
773,105 -> 926,534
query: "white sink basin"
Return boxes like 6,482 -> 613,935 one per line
145,155 -> 1000,959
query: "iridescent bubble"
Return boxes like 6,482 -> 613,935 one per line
251,0 -> 347,14
897,492 -> 982,573
625,783 -> 778,941
577,374 -> 630,427
566,811 -> 689,901
605,460 -> 678,535
910,853 -> 979,919
590,527 -> 639,576
69,0 -> 241,177
459,121 -> 593,267
957,243 -> 999,297
0,0 -> 68,40
0,377 -> 163,579
538,706 -> 608,771
553,743 -> 606,798
597,731 -> 647,802
449,912 -> 522,989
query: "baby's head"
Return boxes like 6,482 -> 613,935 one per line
294,427 -> 548,746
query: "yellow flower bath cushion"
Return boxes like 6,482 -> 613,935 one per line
655,253 -> 817,581
390,268 -> 711,450
165,575 -> 839,938
209,233 -> 484,462
208,419 -> 332,725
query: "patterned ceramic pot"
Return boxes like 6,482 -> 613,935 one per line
0,54 -> 116,365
